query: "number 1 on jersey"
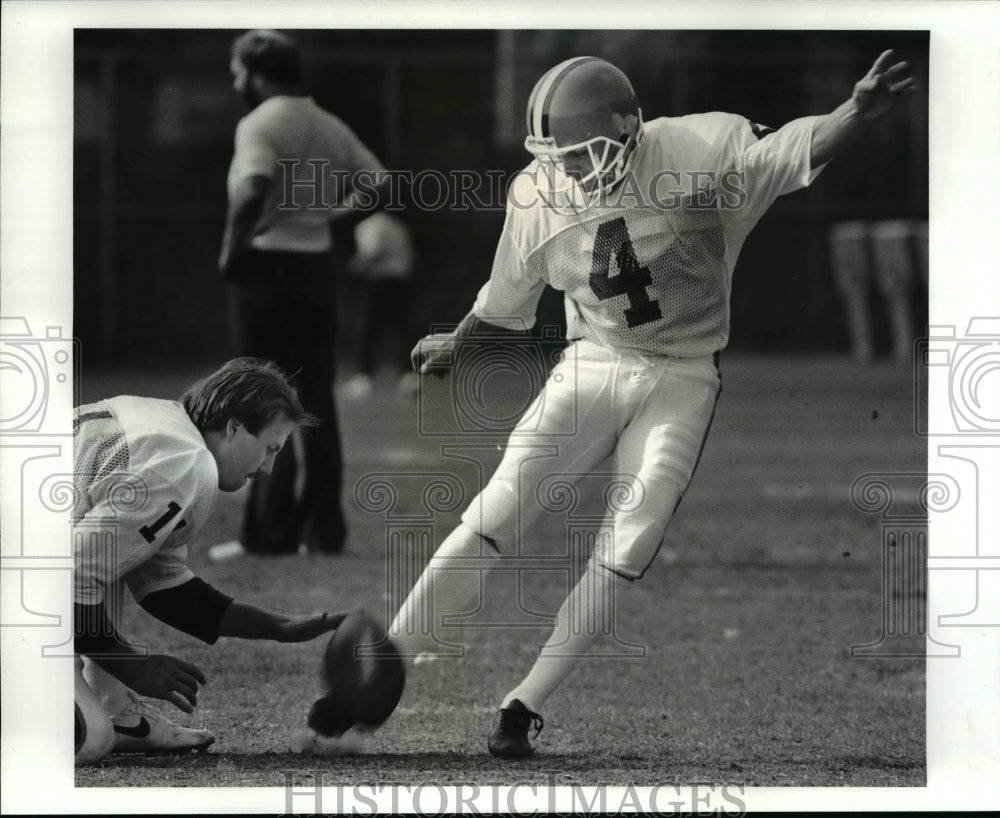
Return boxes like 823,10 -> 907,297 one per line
589,217 -> 662,328
139,501 -> 183,544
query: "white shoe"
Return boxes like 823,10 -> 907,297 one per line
110,692 -> 215,754
207,540 -> 246,562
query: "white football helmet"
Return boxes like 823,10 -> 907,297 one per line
525,56 -> 644,200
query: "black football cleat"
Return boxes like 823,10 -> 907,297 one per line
487,699 -> 544,758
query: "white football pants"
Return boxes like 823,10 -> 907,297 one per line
462,338 -> 720,579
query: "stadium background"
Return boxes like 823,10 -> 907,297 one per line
73,29 -> 928,367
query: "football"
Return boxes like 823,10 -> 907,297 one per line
306,610 -> 406,737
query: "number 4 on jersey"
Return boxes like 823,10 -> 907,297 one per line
589,217 -> 662,328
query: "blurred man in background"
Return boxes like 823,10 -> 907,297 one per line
219,29 -> 385,554
73,358 -> 348,764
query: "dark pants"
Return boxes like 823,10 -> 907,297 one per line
228,249 -> 346,553
356,277 -> 413,376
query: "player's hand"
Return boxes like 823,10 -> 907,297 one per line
852,50 -> 917,121
411,332 -> 457,378
111,654 -> 208,714
274,610 -> 350,643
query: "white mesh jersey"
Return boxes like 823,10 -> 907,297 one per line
474,113 -> 826,357
72,397 -> 218,612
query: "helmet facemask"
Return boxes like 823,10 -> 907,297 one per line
525,110 -> 644,201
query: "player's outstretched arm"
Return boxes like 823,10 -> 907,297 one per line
216,600 -> 349,643
810,50 -> 917,168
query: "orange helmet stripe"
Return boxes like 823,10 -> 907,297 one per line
527,56 -> 601,139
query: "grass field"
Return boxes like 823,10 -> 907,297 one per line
74,353 -> 926,788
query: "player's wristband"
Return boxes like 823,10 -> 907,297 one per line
74,601 -> 131,655
139,577 -> 234,644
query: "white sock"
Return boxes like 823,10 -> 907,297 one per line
503,563 -> 630,713
389,523 -> 500,668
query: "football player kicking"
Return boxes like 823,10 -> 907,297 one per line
391,51 -> 916,757
73,358 -> 349,764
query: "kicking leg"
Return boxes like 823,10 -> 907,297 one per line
388,523 -> 501,668
389,343 -> 614,668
